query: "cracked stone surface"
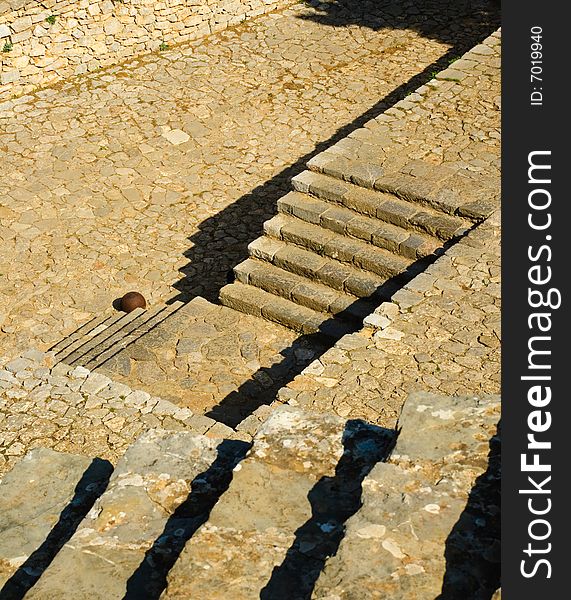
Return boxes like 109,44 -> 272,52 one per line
0,447 -> 112,590
95,297 -> 321,426
26,429 -> 248,599
0,0 -> 499,356
313,391 -> 501,598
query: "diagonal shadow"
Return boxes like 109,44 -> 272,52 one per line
260,419 -> 396,600
437,421 -> 501,599
170,0 -> 500,305
0,458 -> 113,600
123,438 -> 251,599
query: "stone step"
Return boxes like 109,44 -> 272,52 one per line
247,237 -> 396,299
162,406 -> 393,599
274,195 -> 440,259
219,282 -> 354,340
307,151 -> 499,221
28,430 -> 250,599
0,449 -> 113,597
292,170 -> 471,241
261,212 -> 413,278
51,310 -> 133,361
82,302 -> 185,371
234,258 -> 378,322
54,302 -> 184,369
313,392 -> 501,599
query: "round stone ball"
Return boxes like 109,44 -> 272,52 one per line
120,291 -> 147,313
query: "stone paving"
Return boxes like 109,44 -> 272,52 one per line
1,16 -> 501,475
0,349 -> 250,478
0,5 -> 502,595
0,0 -> 499,356
95,297 -> 321,425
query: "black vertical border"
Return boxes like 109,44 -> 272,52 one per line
503,1 -> 569,596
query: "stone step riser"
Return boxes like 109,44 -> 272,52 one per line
261,211 -> 411,280
292,171 -> 470,242
272,197 -> 440,260
219,282 -> 354,340
306,154 -> 499,222
247,237 -> 391,300
233,258 -> 377,322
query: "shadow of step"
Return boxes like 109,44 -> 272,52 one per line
52,302 -> 185,371
26,430 -> 249,600
0,449 -> 113,599
162,406 -> 394,599
313,392 -> 501,599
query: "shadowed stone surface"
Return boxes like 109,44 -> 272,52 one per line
0,448 -> 112,593
27,430 -> 248,599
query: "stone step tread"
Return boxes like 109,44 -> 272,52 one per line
163,407 -> 393,599
55,307 -> 147,365
267,209 -> 418,275
27,430 -> 249,599
306,152 -> 499,221
292,170 -> 471,241
0,448 -> 113,592
80,301 -> 185,371
273,198 -> 440,260
313,393 -> 501,598
49,313 -> 117,354
247,237 -> 397,299
220,282 -> 354,339
234,258 -> 378,321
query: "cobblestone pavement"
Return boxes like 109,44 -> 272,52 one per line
276,211 -> 500,429
0,0 -> 499,356
0,349 -> 252,478
96,297 -> 322,426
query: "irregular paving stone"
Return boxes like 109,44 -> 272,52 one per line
0,351 -> 236,478
0,0 -> 499,357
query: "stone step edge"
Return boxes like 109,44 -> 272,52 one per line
220,281 -> 355,340
56,302 -> 183,368
292,170 -> 471,242
271,197 -> 440,260
246,236 -> 401,300
234,257 -> 377,322
80,301 -> 186,371
256,214 -> 412,280
54,307 -> 148,364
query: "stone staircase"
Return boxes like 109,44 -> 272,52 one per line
0,394 -> 500,599
220,164 -> 476,339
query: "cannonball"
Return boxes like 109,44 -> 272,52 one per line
120,291 -> 147,313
